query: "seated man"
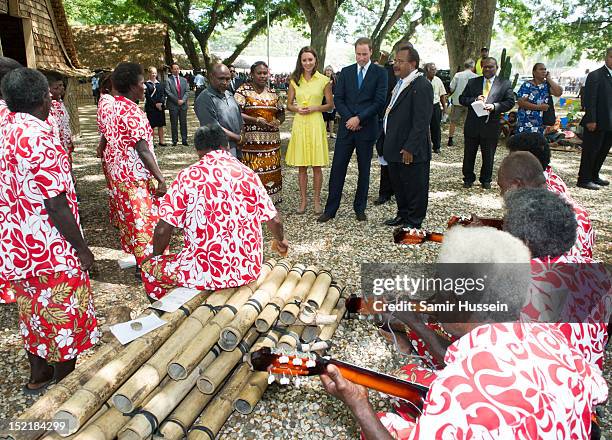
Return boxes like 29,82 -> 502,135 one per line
141,124 -> 288,300
321,227 -> 607,439
506,131 -> 569,197
503,185 -> 611,371
498,151 -> 594,258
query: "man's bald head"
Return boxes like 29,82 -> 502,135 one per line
497,151 -> 546,195
209,63 -> 231,93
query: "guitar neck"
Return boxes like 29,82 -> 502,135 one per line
393,229 -> 444,244
321,358 -> 428,416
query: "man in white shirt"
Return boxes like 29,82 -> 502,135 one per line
424,63 -> 447,154
193,70 -> 207,98
448,59 -> 477,146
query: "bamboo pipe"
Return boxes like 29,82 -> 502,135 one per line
277,324 -> 307,351
196,327 -> 259,394
219,260 -> 291,351
53,295 -> 206,436
112,288 -> 235,412
278,266 -> 318,325
40,402 -> 112,440
117,348 -> 219,440
302,269 -> 333,312
254,264 -> 305,332
165,260 -> 274,381
302,284 -> 345,343
187,364 -> 251,440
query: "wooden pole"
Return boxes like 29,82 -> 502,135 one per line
278,267 -> 318,325
302,284 -> 343,343
299,269 -> 333,323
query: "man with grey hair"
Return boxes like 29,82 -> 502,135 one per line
447,59 -> 477,146
320,226 -> 606,439
424,62 -> 446,154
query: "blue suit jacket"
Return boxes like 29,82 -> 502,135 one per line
334,63 -> 388,142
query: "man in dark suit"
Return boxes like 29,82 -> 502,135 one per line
165,62 -> 189,146
459,57 -> 515,189
318,37 -> 387,222
577,47 -> 612,190
382,45 -> 433,229
373,51 -> 398,206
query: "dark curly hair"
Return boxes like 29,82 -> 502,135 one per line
1,68 -> 49,113
503,187 -> 576,258
0,57 -> 22,97
111,62 -> 143,94
507,132 -> 551,169
194,123 -> 228,151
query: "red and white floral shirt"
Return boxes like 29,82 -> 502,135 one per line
544,165 -> 569,197
97,93 -> 114,137
157,149 -> 277,290
405,323 -> 607,439
48,99 -> 73,153
565,197 -> 594,259
0,112 -> 81,280
0,99 -> 9,126
523,255 -> 611,370
105,96 -> 156,182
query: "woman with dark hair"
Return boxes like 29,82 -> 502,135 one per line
0,68 -> 98,392
286,47 -> 334,214
144,66 -> 167,147
516,63 -> 562,134
323,65 -> 337,138
234,61 -> 285,203
106,62 -> 166,279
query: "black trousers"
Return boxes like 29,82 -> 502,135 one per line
387,161 -> 430,228
168,105 -> 188,144
430,104 -> 442,151
324,134 -> 374,216
462,134 -> 498,185
578,129 -> 612,184
378,165 -> 394,199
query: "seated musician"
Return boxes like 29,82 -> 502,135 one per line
501,177 -> 611,372
506,131 -> 568,196
498,151 -> 594,258
141,124 -> 289,300
321,227 -> 607,439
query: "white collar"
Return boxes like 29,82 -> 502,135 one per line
357,61 -> 372,75
606,65 -> 612,76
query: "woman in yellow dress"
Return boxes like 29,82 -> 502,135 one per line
286,46 -> 334,214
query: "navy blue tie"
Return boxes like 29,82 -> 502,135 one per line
357,66 -> 364,89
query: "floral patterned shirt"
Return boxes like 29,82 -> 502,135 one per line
517,81 -> 549,134
0,112 -> 81,280
105,95 -> 156,183
48,99 -> 73,153
157,150 -> 277,290
406,322 -> 607,439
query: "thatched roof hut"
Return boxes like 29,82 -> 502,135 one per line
72,23 -> 173,71
0,0 -> 88,133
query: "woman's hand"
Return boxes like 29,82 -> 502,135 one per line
298,106 -> 313,115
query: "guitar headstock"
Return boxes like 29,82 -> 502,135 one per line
248,347 -> 326,385
447,215 -> 471,228
393,227 -> 426,245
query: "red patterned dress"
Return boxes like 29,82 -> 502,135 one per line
141,149 -> 277,300
369,323 -> 607,439
0,112 -> 98,362
48,99 -> 74,163
0,99 -> 15,304
105,96 -> 160,263
97,93 -> 120,228
543,166 -> 594,258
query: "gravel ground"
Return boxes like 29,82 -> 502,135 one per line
0,101 -> 609,439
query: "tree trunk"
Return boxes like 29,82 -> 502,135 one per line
296,0 -> 344,68
174,29 -> 201,70
369,0 -> 411,61
390,17 -> 420,55
439,0 -> 497,76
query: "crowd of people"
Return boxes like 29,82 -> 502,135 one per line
0,37 -> 610,439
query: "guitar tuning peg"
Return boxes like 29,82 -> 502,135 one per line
267,373 -> 276,384
278,355 -> 289,364
294,376 -> 302,388
291,357 -> 303,366
280,374 -> 290,385
305,359 -> 316,368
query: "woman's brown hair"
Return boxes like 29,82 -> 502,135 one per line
291,46 -> 318,86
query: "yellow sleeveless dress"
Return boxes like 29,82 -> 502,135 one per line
286,71 -> 330,167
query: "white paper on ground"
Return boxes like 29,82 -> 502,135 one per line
471,100 -> 489,117
378,155 -> 388,166
110,314 -> 166,345
118,255 -> 137,269
150,287 -> 200,313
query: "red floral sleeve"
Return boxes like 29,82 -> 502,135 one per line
159,173 -> 188,229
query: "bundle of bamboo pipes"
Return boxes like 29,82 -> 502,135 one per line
3,259 -> 347,440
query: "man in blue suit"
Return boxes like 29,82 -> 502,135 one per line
318,38 -> 387,222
